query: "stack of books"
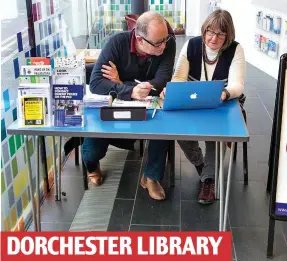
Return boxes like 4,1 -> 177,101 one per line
83,85 -> 112,108
17,57 -> 52,127
52,56 -> 85,127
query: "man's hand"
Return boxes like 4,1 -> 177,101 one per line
160,87 -> 166,99
131,82 -> 153,100
102,61 -> 122,84
221,91 -> 227,101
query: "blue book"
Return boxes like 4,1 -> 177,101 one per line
52,84 -> 84,127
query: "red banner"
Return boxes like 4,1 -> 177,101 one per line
1,232 -> 232,261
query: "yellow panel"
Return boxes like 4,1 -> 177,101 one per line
23,166 -> 29,185
10,207 -> 17,228
13,170 -> 26,198
4,217 -> 11,231
22,190 -> 28,210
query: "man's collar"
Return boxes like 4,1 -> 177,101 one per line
130,29 -> 151,59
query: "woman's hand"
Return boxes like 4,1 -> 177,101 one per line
221,91 -> 227,101
160,87 -> 166,99
102,61 -> 122,84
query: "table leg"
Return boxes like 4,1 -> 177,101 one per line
52,137 -> 59,201
57,137 -> 62,201
25,135 -> 38,231
215,141 -> 219,199
168,140 -> 175,188
35,136 -> 41,231
219,141 -> 224,231
223,142 -> 235,231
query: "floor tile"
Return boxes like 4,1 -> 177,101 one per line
116,160 -> 142,199
181,200 -> 223,231
130,225 -> 180,231
232,227 -> 287,261
28,222 -> 71,231
40,176 -> 84,223
180,162 -> 201,200
131,181 -> 180,226
228,181 -> 270,228
257,89 -> 276,107
107,199 -> 134,231
249,135 -> 272,163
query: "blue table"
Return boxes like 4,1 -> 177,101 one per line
7,99 -> 249,232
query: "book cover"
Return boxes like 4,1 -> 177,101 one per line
52,84 -> 84,127
26,57 -> 50,65
22,96 -> 45,126
18,85 -> 52,126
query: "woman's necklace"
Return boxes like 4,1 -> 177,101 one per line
202,43 -> 220,65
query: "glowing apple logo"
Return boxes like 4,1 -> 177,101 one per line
190,93 -> 197,99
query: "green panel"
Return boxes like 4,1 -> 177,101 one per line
160,0 -> 164,4
1,172 -> 5,194
9,136 -> 16,157
116,5 -> 119,11
15,135 -> 22,150
160,5 -> 164,10
28,138 -> 34,155
11,157 -> 18,179
155,5 -> 159,11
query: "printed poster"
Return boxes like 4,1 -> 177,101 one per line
275,65 -> 287,216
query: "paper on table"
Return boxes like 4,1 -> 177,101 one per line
112,96 -> 162,109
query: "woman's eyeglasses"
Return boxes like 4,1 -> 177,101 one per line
140,35 -> 171,47
206,29 -> 226,39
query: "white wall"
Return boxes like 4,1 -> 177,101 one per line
220,0 -> 287,79
186,0 -> 210,36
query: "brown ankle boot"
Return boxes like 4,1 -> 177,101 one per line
140,176 -> 165,200
88,166 -> 104,186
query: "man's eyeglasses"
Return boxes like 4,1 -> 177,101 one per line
140,35 -> 171,47
206,29 -> 226,39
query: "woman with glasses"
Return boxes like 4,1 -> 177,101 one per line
161,9 -> 246,205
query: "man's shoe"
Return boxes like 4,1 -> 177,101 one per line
195,162 -> 204,176
88,166 -> 104,186
140,176 -> 165,200
198,178 -> 215,204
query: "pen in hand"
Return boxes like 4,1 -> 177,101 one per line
134,79 -> 156,91
152,108 -> 157,119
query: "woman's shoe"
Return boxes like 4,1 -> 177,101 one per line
88,166 -> 104,186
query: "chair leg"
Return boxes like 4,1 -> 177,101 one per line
233,142 -> 238,161
140,140 -> 144,156
75,146 -> 79,166
79,138 -> 88,190
243,141 -> 248,185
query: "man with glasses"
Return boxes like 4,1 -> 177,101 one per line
82,11 -> 176,200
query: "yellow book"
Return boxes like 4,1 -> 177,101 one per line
22,96 -> 45,126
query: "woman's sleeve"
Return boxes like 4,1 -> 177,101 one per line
171,40 -> 190,82
226,44 -> 246,99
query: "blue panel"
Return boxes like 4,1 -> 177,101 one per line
36,44 -> 41,56
25,51 -> 30,57
48,19 -> 52,35
45,39 -> 49,56
13,58 -> 20,79
53,35 -> 57,50
3,89 -> 10,112
44,21 -> 48,37
64,46 -> 67,56
12,108 -> 17,121
57,33 -> 60,48
58,14 -> 62,29
17,32 -> 23,52
1,119 -> 6,142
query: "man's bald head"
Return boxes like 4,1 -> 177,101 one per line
135,11 -> 167,37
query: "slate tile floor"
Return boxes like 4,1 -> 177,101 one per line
30,35 -> 287,260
